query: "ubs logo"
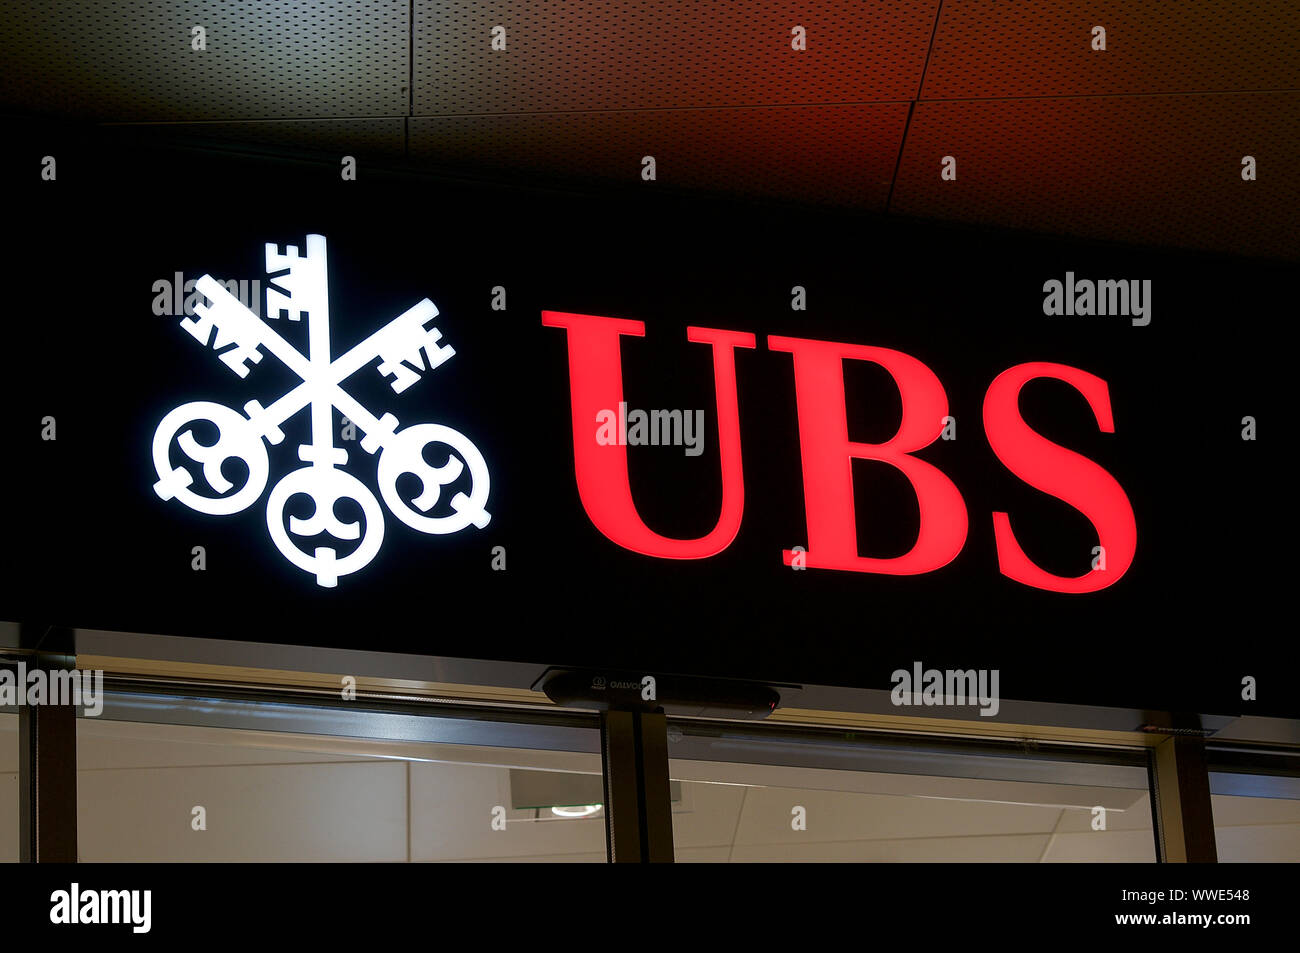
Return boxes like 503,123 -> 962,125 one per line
151,235 -> 491,587
544,310 -> 1136,593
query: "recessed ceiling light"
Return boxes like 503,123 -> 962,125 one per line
551,804 -> 602,818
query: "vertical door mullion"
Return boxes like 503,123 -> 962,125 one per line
600,709 -> 674,862
18,650 -> 79,862
1150,734 -> 1218,863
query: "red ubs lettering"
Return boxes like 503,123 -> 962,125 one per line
542,311 -> 1136,593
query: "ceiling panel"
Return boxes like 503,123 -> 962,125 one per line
1,2 -> 1292,262
923,0 -> 1300,100
79,761 -> 408,862
410,103 -> 909,208
1052,794 -> 1153,833
892,92 -> 1300,258
728,833 -> 1052,862
408,762 -> 605,861
97,118 -> 406,159
673,846 -> 737,862
413,0 -> 939,115
671,781 -> 748,850
1211,793 -> 1300,827
1040,829 -> 1158,862
732,788 -> 1064,845
0,0 -> 409,121
1216,824 -> 1300,863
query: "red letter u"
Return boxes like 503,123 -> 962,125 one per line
542,311 -> 755,558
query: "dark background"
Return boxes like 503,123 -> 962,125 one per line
0,131 -> 1292,717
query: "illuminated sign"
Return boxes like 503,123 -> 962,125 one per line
2,167 -> 1279,716
544,312 -> 1136,593
151,235 -> 492,587
147,244 -> 1135,596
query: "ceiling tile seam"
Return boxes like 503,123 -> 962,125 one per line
406,0 -> 413,158
1037,808 -> 1066,861
98,118 -> 410,126
884,101 -> 916,215
916,88 -> 1300,104
71,83 -> 1300,128
914,0 -> 947,102
886,0 -> 946,213
726,829 -> 1113,849
28,88 -> 1297,125
409,101 -> 916,119
408,0 -> 414,121
727,786 -> 749,863
76,759 -> 388,773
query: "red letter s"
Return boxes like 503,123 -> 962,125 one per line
983,363 -> 1136,593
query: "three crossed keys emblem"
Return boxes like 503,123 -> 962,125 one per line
151,234 -> 491,587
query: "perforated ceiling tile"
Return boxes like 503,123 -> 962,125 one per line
891,92 -> 1300,259
100,119 -> 406,159
413,1 -> 939,115
409,103 -> 909,208
923,1 -> 1300,100
0,1 -> 409,121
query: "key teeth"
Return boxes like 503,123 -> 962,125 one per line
263,242 -> 282,273
378,359 -> 421,393
430,341 -> 455,368
265,287 -> 305,321
265,238 -> 326,318
180,306 -> 214,345
265,242 -> 305,272
219,345 -> 263,378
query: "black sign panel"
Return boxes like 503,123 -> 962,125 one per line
2,135 -> 1292,716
